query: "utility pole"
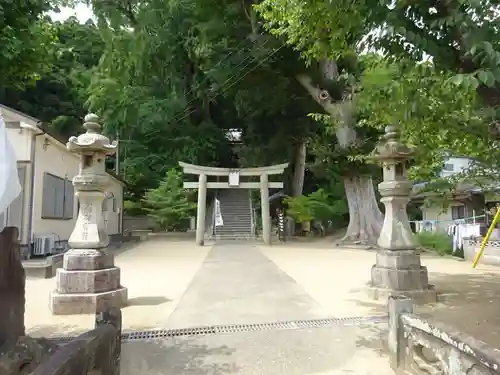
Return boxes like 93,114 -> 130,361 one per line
115,132 -> 120,175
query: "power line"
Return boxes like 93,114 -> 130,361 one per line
165,34 -> 269,127
143,36 -> 278,138
176,33 -> 265,120
168,43 -> 285,128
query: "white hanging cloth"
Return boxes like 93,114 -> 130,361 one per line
453,224 -> 464,254
0,111 -> 21,218
214,198 -> 224,227
448,221 -> 474,254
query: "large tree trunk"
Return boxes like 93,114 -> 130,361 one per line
291,139 -> 307,196
296,65 -> 383,245
343,175 -> 383,243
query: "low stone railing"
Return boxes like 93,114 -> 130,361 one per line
389,296 -> 500,375
463,237 -> 500,266
0,226 -> 122,375
30,308 -> 122,375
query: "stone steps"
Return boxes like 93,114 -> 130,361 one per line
215,189 -> 254,240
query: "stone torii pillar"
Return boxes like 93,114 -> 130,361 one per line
178,161 -> 289,246
260,174 -> 271,245
196,174 -> 207,246
367,125 -> 436,304
50,114 -> 128,315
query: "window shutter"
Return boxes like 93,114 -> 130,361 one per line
42,173 -> 56,218
54,178 -> 65,219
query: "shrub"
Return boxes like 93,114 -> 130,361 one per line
142,169 -> 196,230
284,188 -> 348,230
416,231 -> 453,256
284,195 -> 314,224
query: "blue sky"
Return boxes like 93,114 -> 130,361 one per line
49,3 -> 94,22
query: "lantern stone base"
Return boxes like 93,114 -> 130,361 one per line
366,249 -> 437,305
365,285 -> 437,305
49,249 -> 128,315
63,249 -> 115,270
50,287 -> 128,315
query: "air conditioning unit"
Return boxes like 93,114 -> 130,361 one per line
33,236 -> 55,256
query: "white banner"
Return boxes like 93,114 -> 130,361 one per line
215,198 -> 224,227
0,111 -> 21,218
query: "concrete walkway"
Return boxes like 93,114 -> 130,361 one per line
165,243 -> 327,328
121,242 -> 393,375
121,323 -> 391,375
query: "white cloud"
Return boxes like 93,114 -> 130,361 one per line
48,3 -> 95,23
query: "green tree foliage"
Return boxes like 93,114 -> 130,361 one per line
85,0 -> 319,199
256,0 -> 500,243
256,0 -> 500,133
142,169 -> 196,229
0,17 -> 104,138
356,56 -> 498,181
86,0 -> 240,197
0,0 -> 56,88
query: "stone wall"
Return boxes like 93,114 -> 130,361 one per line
389,296 -> 500,375
463,238 -> 500,266
123,215 -> 158,232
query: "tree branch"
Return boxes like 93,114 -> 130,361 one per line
295,72 -> 357,147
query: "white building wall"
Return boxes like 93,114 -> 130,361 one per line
1,105 -> 124,246
5,127 -> 32,161
440,157 -> 473,178
32,135 -> 124,242
32,135 -> 79,242
104,180 -> 123,236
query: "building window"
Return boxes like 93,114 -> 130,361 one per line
451,205 -> 465,220
112,198 -> 117,212
41,173 -> 74,219
443,163 -> 454,172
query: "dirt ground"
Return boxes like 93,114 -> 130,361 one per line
25,236 -> 500,350
266,238 -> 500,349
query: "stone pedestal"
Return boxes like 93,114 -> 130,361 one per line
50,114 -> 128,315
367,250 -> 436,304
367,125 -> 436,304
50,249 -> 127,315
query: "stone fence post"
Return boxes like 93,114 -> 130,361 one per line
0,226 -> 25,346
388,295 -> 413,372
95,307 -> 122,375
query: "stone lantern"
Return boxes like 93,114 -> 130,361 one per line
50,114 -> 128,315
367,125 -> 436,304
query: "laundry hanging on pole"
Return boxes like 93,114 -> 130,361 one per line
0,111 -> 21,218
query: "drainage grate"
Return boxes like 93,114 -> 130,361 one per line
125,326 -> 217,340
46,315 -> 387,344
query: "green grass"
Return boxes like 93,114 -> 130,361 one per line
416,231 -> 454,256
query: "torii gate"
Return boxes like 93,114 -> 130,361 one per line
179,162 -> 289,246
